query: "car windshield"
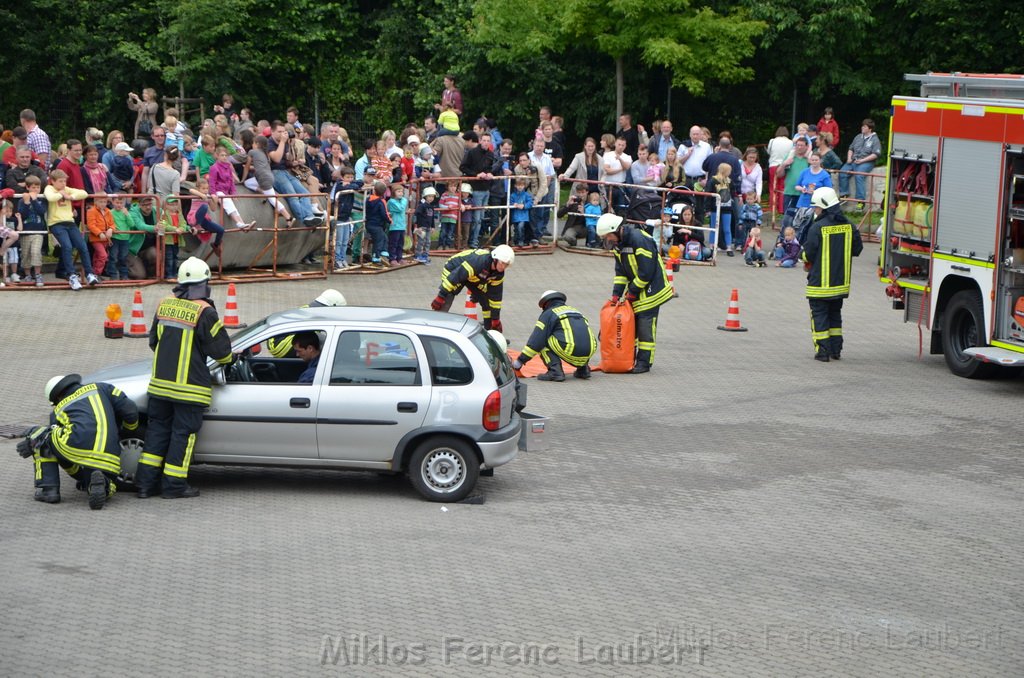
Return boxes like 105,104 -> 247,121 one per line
470,330 -> 515,385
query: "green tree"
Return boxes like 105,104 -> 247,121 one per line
471,0 -> 766,120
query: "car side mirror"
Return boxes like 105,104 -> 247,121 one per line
210,365 -> 226,385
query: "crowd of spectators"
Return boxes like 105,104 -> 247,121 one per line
0,76 -> 877,284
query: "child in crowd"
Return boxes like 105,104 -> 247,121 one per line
245,135 -> 292,222
774,226 -> 801,267
414,186 -> 437,264
744,226 -> 766,267
330,167 -> 363,271
386,183 -> 408,265
45,169 -> 97,290
109,194 -> 137,280
671,205 -> 711,261
363,181 -> 392,266
348,168 -> 372,265
371,140 -> 392,183
158,196 -> 188,279
401,147 -> 416,182
438,102 -> 459,132
387,151 -> 403,184
106,142 -> 136,193
705,162 -> 735,254
17,176 -> 47,286
181,135 -> 196,164
163,115 -> 184,150
740,191 -> 763,241
584,191 -> 603,248
509,178 -> 534,247
85,192 -> 115,278
187,177 -> 227,258
459,183 -> 473,248
438,180 -> 461,250
207,145 -> 256,231
1,199 -> 21,285
415,144 -> 435,179
193,135 -> 217,178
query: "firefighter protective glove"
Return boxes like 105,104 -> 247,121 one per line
430,293 -> 447,311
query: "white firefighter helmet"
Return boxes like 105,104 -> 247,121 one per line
811,187 -> 840,210
538,290 -> 567,309
492,244 -> 515,266
177,257 -> 211,284
312,288 -> 347,307
596,213 -> 624,238
487,329 -> 508,351
45,374 -> 81,404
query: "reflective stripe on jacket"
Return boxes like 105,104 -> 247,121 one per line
612,226 -> 673,313
521,304 -> 596,367
801,210 -> 863,299
50,382 -> 139,474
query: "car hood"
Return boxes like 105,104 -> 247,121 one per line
84,359 -> 153,410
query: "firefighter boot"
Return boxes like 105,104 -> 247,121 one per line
574,364 -> 592,379
88,470 -> 108,510
35,487 -> 61,504
630,361 -> 651,374
537,360 -> 565,382
814,350 -> 831,363
162,484 -> 200,499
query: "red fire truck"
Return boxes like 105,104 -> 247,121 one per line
881,72 -> 1024,378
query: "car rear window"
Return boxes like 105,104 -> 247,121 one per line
330,331 -> 421,386
422,336 -> 473,385
470,331 -> 515,386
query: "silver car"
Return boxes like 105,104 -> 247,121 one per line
85,307 -> 525,502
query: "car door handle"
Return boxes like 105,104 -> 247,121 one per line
397,402 -> 418,413
290,398 -> 311,408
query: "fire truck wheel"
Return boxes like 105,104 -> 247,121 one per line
941,290 -> 997,379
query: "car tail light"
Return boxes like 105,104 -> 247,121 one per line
482,389 -> 501,431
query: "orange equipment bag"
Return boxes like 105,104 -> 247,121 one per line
598,300 -> 636,373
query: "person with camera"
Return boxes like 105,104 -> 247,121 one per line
19,374 -> 140,509
127,89 -> 159,144
267,121 -> 322,228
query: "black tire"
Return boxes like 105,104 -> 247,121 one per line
116,423 -> 147,489
407,435 -> 480,502
941,291 -> 997,379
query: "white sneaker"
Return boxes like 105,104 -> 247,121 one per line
35,274 -> 44,288
86,273 -> 101,286
9,273 -> 19,283
69,275 -> 83,291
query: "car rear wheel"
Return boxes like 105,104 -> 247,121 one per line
407,436 -> 480,502
941,290 -> 997,379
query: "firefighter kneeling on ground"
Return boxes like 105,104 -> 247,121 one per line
595,213 -> 674,374
135,257 -> 236,499
801,187 -> 863,362
267,288 -> 347,357
17,374 -> 140,509
430,245 -> 515,331
512,290 -> 597,381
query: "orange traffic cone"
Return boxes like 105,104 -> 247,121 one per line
664,259 -> 678,298
223,282 -> 247,328
716,288 -> 748,332
125,290 -> 149,338
464,292 -> 479,322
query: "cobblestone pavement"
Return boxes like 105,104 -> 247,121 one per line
1,242 -> 1021,676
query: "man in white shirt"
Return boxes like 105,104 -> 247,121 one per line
602,137 -> 632,215
529,137 -> 556,240
678,125 -> 711,220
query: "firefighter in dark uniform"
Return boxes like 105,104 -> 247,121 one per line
19,374 -> 139,509
267,288 -> 347,358
511,290 -> 597,381
430,244 -> 515,332
135,257 -> 235,498
596,213 -> 674,373
801,187 -> 863,362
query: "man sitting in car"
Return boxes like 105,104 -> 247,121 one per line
294,332 -> 322,384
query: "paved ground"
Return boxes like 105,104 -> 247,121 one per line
1,242 -> 1021,676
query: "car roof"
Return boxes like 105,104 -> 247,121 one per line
265,306 -> 474,334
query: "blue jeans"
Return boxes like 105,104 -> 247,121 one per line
334,220 -> 353,266
194,203 -> 225,246
51,222 -> 94,278
439,221 -> 456,249
838,162 -> 874,201
774,246 -> 797,267
272,170 -> 313,221
388,230 -> 405,262
110,238 -> 130,278
744,247 -> 764,264
469,190 -> 488,246
366,225 -> 387,260
531,186 -> 553,238
513,221 -> 531,246
709,210 -> 733,249
164,243 -> 179,278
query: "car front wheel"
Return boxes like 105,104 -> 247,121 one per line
117,422 -> 148,489
407,436 -> 480,502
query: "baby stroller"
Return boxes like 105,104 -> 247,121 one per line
626,189 -> 663,232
